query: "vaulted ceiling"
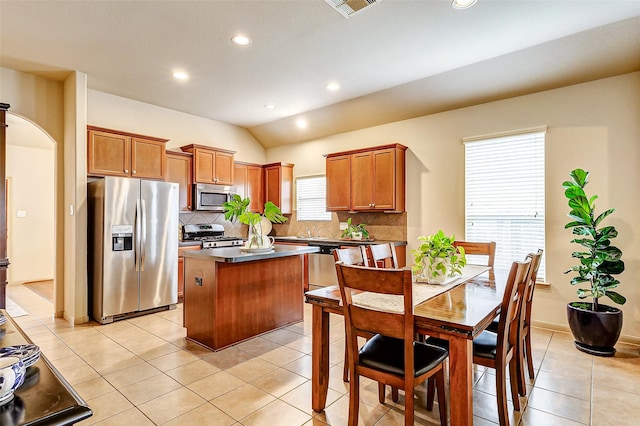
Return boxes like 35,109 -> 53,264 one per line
1,1 -> 639,148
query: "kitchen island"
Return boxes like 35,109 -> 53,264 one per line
182,245 -> 319,350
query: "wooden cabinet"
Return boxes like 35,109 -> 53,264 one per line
275,241 -> 309,292
178,245 -> 201,302
264,163 -> 294,214
326,155 -> 351,211
234,162 -> 264,213
325,144 -> 406,212
87,126 -> 168,180
166,151 -> 193,211
180,144 -> 235,185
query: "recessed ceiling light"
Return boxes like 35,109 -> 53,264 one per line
231,35 -> 251,46
264,104 -> 275,109
452,0 -> 477,9
296,118 -> 307,129
326,82 -> 340,91
172,71 -> 189,80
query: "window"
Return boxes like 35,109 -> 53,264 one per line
296,175 -> 332,221
464,127 -> 546,280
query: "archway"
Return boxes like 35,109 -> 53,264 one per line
6,113 -> 56,312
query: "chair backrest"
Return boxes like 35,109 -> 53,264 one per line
522,249 -> 543,328
363,243 -> 399,269
454,241 -> 496,268
333,247 -> 366,265
335,263 -> 415,369
495,258 -> 531,358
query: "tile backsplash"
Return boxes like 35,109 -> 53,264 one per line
179,211 -> 407,242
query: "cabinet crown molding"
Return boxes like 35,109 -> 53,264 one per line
324,143 -> 407,158
87,125 -> 168,143
179,144 -> 236,155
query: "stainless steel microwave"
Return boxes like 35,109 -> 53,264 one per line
193,183 -> 235,211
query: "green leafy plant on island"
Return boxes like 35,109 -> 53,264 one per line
341,217 -> 370,239
563,168 -> 625,311
412,230 -> 466,282
223,195 -> 287,247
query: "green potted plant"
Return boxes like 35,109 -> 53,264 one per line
563,168 -> 625,356
411,230 -> 466,284
341,218 -> 370,240
223,195 -> 287,248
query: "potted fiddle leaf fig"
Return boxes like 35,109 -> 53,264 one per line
412,230 -> 466,284
563,168 -> 625,356
223,195 -> 287,248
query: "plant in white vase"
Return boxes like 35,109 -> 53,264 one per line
223,195 -> 287,248
412,230 -> 466,284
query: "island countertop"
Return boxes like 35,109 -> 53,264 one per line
182,244 -> 319,263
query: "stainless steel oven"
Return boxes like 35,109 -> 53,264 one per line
193,183 -> 235,211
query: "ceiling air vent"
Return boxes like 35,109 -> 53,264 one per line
324,0 -> 381,18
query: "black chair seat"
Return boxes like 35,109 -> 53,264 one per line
472,330 -> 498,359
359,334 -> 448,377
487,317 -> 500,333
424,336 -> 449,350
426,332 -> 498,360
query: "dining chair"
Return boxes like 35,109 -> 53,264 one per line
363,242 -> 399,268
427,258 -> 531,426
334,247 -> 368,382
453,240 -> 496,268
517,249 -> 543,390
335,263 -> 449,426
487,249 -> 543,396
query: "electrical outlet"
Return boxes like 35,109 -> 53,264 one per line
339,222 -> 348,230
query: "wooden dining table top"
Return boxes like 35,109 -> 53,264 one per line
305,267 -> 505,340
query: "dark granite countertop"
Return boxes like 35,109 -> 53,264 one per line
0,310 -> 92,425
181,244 -> 319,263
273,236 -> 407,247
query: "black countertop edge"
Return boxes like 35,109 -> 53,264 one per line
273,237 -> 407,246
182,245 -> 319,263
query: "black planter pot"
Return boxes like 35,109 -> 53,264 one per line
567,302 -> 623,357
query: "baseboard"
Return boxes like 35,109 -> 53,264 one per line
532,319 -> 640,346
62,312 -> 90,325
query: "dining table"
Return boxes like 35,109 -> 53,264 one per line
304,266 -> 506,426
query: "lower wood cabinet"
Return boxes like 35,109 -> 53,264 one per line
275,241 -> 309,292
178,245 -> 201,302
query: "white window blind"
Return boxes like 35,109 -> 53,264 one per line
296,175 -> 332,221
464,128 -> 546,280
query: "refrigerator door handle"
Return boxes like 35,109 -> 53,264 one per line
135,198 -> 141,272
140,199 -> 147,271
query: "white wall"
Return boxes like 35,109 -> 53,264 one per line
87,90 -> 267,164
6,144 -> 55,283
267,72 -> 640,342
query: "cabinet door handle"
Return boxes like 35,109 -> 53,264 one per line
124,169 -> 129,173
133,170 -> 136,174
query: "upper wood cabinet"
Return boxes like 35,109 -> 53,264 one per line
325,154 -> 351,211
264,163 -> 294,214
234,162 -> 264,213
166,151 -> 193,211
87,126 -> 168,180
325,144 -> 407,212
180,144 -> 235,185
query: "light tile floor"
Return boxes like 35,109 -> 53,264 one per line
6,283 -> 640,425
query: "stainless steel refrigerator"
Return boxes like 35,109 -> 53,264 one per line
88,176 -> 178,324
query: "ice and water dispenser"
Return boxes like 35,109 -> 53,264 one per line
111,225 -> 133,251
